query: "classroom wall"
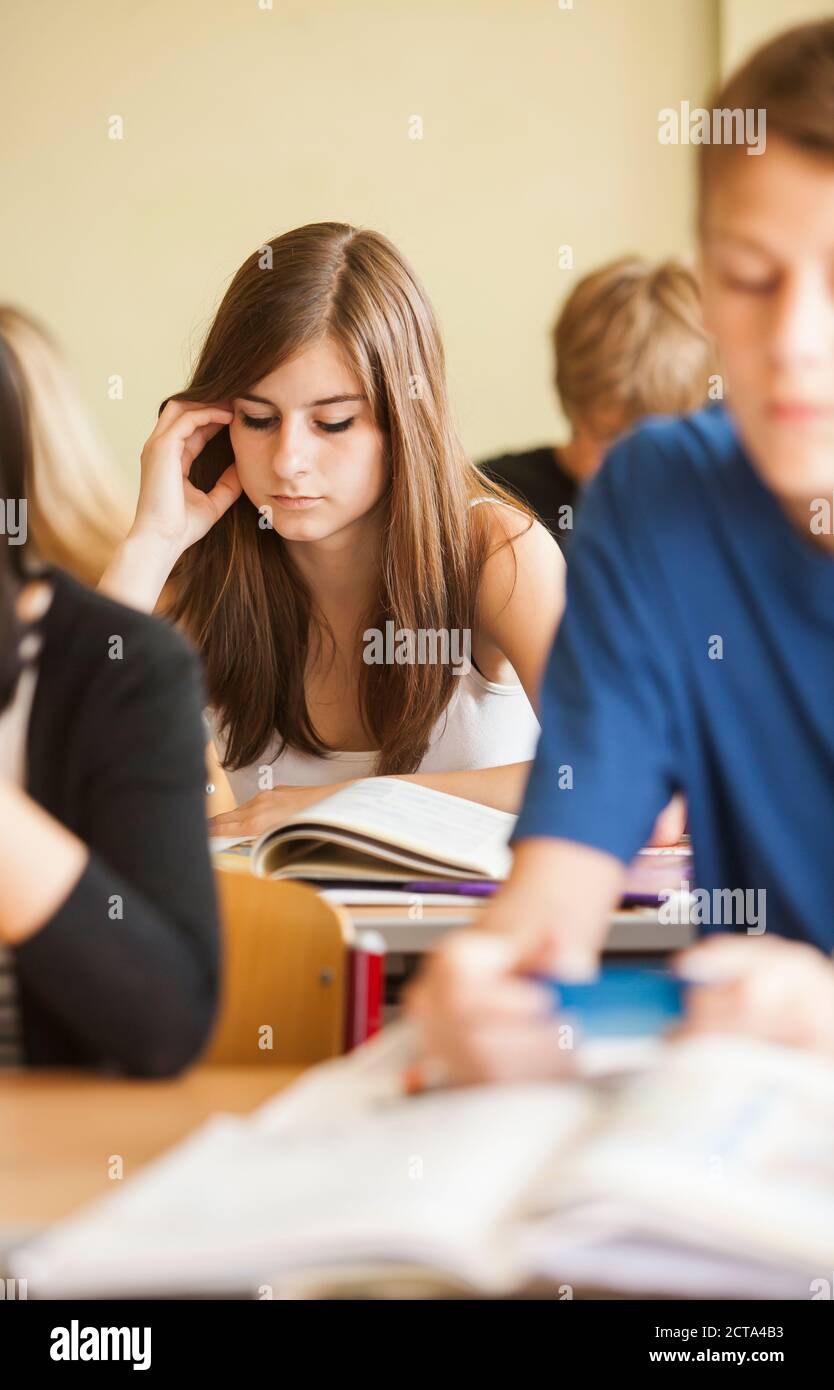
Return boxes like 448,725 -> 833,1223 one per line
720,0 -> 834,75
0,0 -> 718,475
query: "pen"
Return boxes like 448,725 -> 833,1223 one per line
403,882 -> 671,908
399,880 -> 500,896
401,1057 -> 450,1096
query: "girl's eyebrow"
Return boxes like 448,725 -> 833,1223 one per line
236,391 -> 367,408
308,393 -> 366,407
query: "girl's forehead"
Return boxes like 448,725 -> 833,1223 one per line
248,338 -> 362,398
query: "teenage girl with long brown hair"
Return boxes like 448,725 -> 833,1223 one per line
101,222 -> 565,836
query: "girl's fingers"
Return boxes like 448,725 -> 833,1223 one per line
182,469 -> 241,532
209,794 -> 271,834
154,398 -> 187,429
149,397 -> 213,443
149,406 -> 233,455
180,420 -> 228,472
158,397 -> 231,424
143,407 -> 233,470
205,464 -> 243,519
208,809 -> 246,831
164,406 -> 234,441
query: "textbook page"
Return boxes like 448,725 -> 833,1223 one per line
523,1222 -> 814,1299
542,1036 -> 834,1273
261,832 -> 506,881
252,1020 -> 420,1134
12,1081 -> 593,1299
253,778 -> 515,877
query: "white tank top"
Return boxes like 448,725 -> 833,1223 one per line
205,497 -> 541,802
207,661 -> 540,803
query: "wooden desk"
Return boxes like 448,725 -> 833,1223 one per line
0,1065 -> 301,1236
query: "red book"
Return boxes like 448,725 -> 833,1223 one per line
344,930 -> 386,1050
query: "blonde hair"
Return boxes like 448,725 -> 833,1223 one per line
0,306 -> 133,586
553,258 -> 718,426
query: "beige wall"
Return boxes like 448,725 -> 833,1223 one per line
0,0 -> 718,478
720,0 -> 834,74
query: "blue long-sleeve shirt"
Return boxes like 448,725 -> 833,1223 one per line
515,405 -> 834,953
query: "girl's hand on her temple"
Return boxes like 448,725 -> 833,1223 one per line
131,399 -> 241,557
207,784 -> 346,838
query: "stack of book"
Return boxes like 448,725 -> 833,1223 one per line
210,778 -> 695,954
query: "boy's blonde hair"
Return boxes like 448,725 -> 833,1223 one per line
553,257 -> 717,427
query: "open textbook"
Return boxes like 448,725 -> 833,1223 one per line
246,778 -> 516,882
210,777 -> 694,896
12,1028 -> 834,1299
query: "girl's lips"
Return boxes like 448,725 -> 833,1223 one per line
269,495 -> 324,509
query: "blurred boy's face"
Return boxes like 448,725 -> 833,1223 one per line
700,136 -> 834,504
565,405 -> 630,482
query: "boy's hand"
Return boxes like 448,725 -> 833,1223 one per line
405,927 -> 579,1085
406,838 -> 623,1084
676,933 -> 834,1057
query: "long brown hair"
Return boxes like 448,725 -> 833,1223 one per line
167,222 -> 527,775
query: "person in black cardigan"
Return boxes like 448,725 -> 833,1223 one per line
0,324 -> 219,1075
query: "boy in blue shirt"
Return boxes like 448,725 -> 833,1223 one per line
410,19 -> 834,1081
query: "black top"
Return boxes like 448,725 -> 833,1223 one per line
12,568 -> 220,1075
478,445 -> 579,554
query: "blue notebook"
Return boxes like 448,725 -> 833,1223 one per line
534,965 -> 688,1038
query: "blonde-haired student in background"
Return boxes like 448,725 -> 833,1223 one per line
409,18 -> 834,1079
480,258 -> 719,553
0,307 -> 133,587
100,222 -> 566,838
0,304 -> 230,816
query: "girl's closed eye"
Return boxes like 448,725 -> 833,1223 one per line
241,413 -> 275,431
240,413 -> 355,433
